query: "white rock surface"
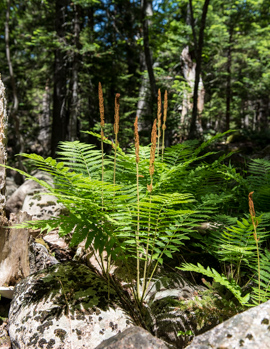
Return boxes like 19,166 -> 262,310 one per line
8,262 -> 132,349
22,192 -> 63,220
186,300 -> 270,349
0,286 -> 14,299
6,171 -> 54,214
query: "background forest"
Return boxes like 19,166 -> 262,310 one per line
1,0 -> 270,162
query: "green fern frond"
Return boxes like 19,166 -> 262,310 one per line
213,215 -> 268,264
178,263 -> 250,305
57,141 -> 105,179
250,249 -> 270,305
246,158 -> 270,211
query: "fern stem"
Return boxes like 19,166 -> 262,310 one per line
134,117 -> 141,301
113,93 -> 120,188
255,237 -> 260,304
143,201 -> 164,299
98,82 -> 107,283
142,182 -> 152,300
141,119 -> 157,302
101,133 -> 104,206
107,93 -> 120,296
136,161 -> 141,300
249,191 -> 261,304
98,82 -> 105,209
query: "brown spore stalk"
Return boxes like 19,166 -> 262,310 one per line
134,116 -> 140,164
162,90 -> 168,161
148,119 -> 157,193
98,82 -> 105,140
113,93 -> 120,186
114,93 -> 120,141
157,89 -> 162,156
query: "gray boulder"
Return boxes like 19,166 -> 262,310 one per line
95,326 -> 169,349
6,171 -> 65,221
8,262 -> 132,349
6,171 -> 53,214
22,192 -> 64,220
5,176 -> 19,199
0,320 -> 11,349
185,300 -> 270,349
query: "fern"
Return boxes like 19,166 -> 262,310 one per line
251,249 -> 270,305
246,158 -> 270,211
178,263 -> 250,306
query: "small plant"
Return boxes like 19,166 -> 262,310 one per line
177,330 -> 194,337
176,289 -> 243,333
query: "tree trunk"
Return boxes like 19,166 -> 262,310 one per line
0,77 -> 31,287
0,212 -> 31,286
0,76 -> 7,218
38,80 -> 51,155
141,0 -> 157,102
189,0 -> 210,139
51,0 -> 68,157
5,0 -> 24,169
225,28 -> 233,131
137,0 -> 155,129
68,4 -> 81,142
181,46 -> 205,135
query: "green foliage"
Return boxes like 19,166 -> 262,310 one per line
179,200 -> 270,308
177,330 -> 194,337
178,263 -> 250,306
176,289 -> 244,332
250,249 -> 270,305
246,159 -> 270,211
4,126 -> 270,331
2,0 -> 270,157
6,131 -> 238,305
205,216 -> 268,278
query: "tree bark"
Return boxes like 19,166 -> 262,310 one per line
68,4 -> 81,142
51,0 -> 68,157
0,76 -> 7,218
225,28 -> 233,131
189,0 -> 210,139
38,80 -> 51,155
136,0 -> 155,129
5,0 -> 25,169
0,212 -> 31,286
181,46 -> 205,133
0,77 -> 31,287
141,0 -> 157,101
